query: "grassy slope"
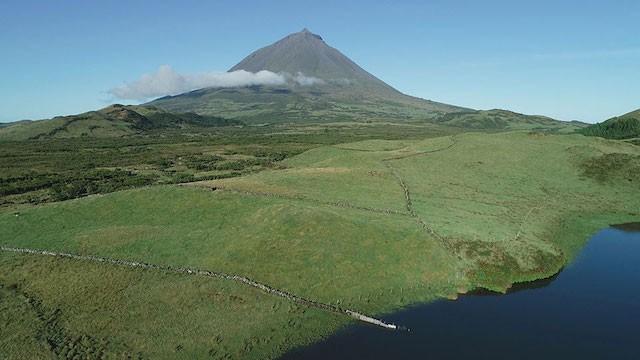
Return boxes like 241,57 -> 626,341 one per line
580,109 -> 640,139
148,87 -> 582,132
392,132 -> 639,289
1,131 -> 639,358
0,115 -> 133,141
0,105 -> 238,142
434,109 -> 583,132
0,186 -> 457,310
209,132 -> 639,292
147,85 -> 466,124
0,252 -> 342,360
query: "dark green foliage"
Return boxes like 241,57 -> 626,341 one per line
165,173 -> 196,184
580,110 -> 640,139
132,105 -> 241,129
213,159 -> 264,171
0,122 -> 454,207
0,173 -> 59,196
451,239 -> 565,291
249,149 -> 298,162
182,154 -> 225,171
50,169 -> 158,201
432,109 -> 569,131
581,152 -> 640,183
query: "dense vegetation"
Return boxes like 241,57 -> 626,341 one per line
431,109 -> 577,131
0,122 -> 454,208
1,128 -> 638,359
580,109 -> 640,139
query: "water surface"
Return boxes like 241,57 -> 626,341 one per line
283,225 -> 640,359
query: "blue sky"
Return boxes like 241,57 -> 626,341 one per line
0,0 -> 638,123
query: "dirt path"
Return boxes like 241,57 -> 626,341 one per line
0,246 -> 399,330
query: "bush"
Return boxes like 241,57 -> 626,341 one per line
50,169 -> 157,201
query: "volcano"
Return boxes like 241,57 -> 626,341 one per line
229,28 -> 401,96
147,29 -> 468,123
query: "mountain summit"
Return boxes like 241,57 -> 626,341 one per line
148,29 -> 468,123
229,28 -> 398,95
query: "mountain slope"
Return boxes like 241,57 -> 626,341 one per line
434,109 -> 584,132
229,28 -> 398,95
0,105 -> 239,141
580,109 -> 640,139
148,29 -> 468,123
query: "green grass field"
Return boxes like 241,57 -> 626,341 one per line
1,130 -> 639,358
0,252 -> 344,359
0,122 -> 454,208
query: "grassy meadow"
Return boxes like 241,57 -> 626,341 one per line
0,251 -> 344,359
0,122 -> 452,208
1,128 -> 639,358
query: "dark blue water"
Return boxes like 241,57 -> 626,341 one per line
283,225 -> 640,359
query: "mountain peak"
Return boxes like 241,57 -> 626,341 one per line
229,29 -> 393,92
298,28 -> 322,39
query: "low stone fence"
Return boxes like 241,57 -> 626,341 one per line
0,245 -> 399,330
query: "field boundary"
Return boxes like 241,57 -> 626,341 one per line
328,136 -> 459,251
380,136 -> 458,251
0,245 -> 400,330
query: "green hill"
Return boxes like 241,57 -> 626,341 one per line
433,109 -> 584,132
0,105 -> 239,141
580,109 -> 640,139
1,131 -> 638,358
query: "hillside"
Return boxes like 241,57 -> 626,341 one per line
0,105 -> 239,141
0,121 -> 30,128
580,109 -> 640,139
149,29 -> 469,123
2,131 -> 639,358
433,109 -> 585,132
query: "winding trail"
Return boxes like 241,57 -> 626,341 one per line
0,246 -> 399,330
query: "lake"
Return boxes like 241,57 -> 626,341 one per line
283,224 -> 640,359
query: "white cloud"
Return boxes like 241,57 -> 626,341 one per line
291,72 -> 325,86
109,65 -> 325,100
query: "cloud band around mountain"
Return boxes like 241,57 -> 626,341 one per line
109,65 -> 323,100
